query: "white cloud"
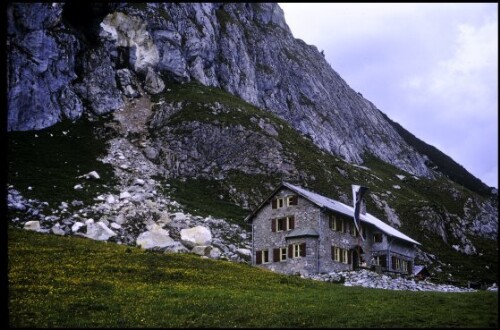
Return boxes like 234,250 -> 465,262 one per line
279,3 -> 498,187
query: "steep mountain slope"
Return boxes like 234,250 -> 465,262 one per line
6,3 -> 498,284
8,2 -> 431,177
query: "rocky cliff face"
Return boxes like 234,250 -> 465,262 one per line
8,2 -> 430,177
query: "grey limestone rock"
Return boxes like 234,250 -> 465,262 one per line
116,68 -> 140,98
143,67 -> 165,95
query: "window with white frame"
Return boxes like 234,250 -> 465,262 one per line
289,243 -> 306,258
262,250 -> 270,263
293,244 -> 301,258
272,216 -> 295,232
255,249 -> 270,265
328,214 -> 337,230
286,195 -> 298,206
331,246 -> 350,264
280,248 -> 287,261
272,197 -> 284,209
273,247 -> 288,262
329,215 -> 348,233
401,260 -> 408,273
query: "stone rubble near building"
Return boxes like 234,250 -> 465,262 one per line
7,130 -> 252,264
303,269 -> 478,293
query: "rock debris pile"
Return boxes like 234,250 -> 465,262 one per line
304,269 -> 479,293
7,135 -> 252,263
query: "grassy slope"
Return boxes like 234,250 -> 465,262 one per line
8,227 -> 498,328
150,82 -> 498,284
7,115 -> 118,215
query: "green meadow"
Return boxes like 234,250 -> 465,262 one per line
8,227 -> 498,328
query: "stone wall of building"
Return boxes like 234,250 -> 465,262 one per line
252,187 -> 320,274
251,186 -> 417,275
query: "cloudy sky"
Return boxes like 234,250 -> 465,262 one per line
279,3 -> 498,188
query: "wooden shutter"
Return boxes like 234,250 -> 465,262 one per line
288,245 -> 293,258
300,243 -> 306,257
256,251 -> 262,264
272,198 -> 277,209
273,248 -> 280,262
391,256 -> 397,270
331,246 -> 335,260
289,215 -> 295,229
271,218 -> 276,232
348,250 -> 352,264
289,195 -> 298,205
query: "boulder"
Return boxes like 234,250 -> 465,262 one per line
119,191 -> 132,199
173,212 -> 187,221
164,242 -> 189,254
85,221 -> 117,241
24,221 -> 41,231
180,226 -> 212,248
236,248 -> 251,257
209,247 -> 222,259
71,222 -> 85,233
134,178 -> 145,186
136,225 -> 177,250
143,67 -> 165,94
191,245 -> 211,256
80,170 -> 100,179
116,68 -> 140,98
106,195 -> 116,204
51,223 -> 65,235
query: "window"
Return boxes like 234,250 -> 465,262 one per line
287,195 -> 298,206
255,250 -> 270,264
350,223 -> 358,237
273,248 -> 288,262
262,250 -> 270,263
288,243 -> 306,258
329,215 -> 348,234
373,233 -> 383,243
281,248 -> 288,261
373,255 -> 387,267
328,214 -> 337,230
272,195 -> 298,208
331,246 -> 351,264
277,218 -> 285,231
391,256 -> 401,270
271,197 -> 285,209
401,260 -> 408,273
271,216 -> 295,232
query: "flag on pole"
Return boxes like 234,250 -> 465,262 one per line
352,185 -> 368,241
